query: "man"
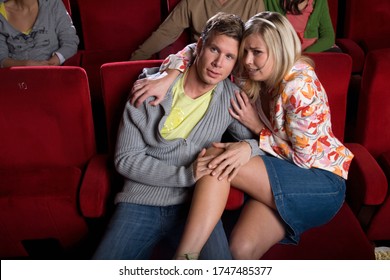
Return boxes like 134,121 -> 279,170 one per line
130,0 -> 265,60
93,12 -> 262,260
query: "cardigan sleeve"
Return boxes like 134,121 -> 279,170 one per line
53,0 -> 79,61
303,0 -> 335,52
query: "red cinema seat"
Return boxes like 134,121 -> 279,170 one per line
76,0 -> 162,102
354,49 -> 390,159
0,67 -> 110,259
337,0 -> 390,74
354,48 -> 390,242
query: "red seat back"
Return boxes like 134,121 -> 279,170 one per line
307,52 -> 352,142
326,0 -> 338,33
342,0 -> 390,52
77,0 -> 162,52
354,48 -> 390,158
101,60 -> 164,154
76,0 -> 162,102
0,67 -> 96,168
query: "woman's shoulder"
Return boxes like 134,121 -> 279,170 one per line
285,59 -> 316,82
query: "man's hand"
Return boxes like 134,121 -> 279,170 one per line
193,148 -> 216,181
207,141 -> 252,182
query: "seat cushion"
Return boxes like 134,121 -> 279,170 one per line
0,167 -> 89,258
0,167 -> 81,196
261,204 -> 375,259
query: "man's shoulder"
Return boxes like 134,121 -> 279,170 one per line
218,78 -> 240,93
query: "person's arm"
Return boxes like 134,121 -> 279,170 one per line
114,99 -> 196,188
0,30 -> 9,68
264,0 -> 284,13
129,43 -> 197,107
53,0 -> 79,63
130,0 -> 191,60
0,32 -> 50,67
303,1 -> 335,52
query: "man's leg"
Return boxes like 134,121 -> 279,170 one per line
93,203 -> 162,259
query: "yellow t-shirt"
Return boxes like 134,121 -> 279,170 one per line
0,3 -> 31,34
0,3 -> 7,20
161,72 -> 214,140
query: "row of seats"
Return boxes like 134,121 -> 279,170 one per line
64,0 -> 390,72
0,50 -> 388,259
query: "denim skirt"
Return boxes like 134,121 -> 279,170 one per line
261,155 -> 346,245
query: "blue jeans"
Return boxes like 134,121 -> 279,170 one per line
93,202 -> 232,260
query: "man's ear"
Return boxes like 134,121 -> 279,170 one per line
196,38 -> 203,55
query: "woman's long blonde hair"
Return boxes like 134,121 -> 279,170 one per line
236,11 -> 313,102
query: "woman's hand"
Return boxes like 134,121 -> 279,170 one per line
207,141 -> 252,182
193,148 -> 216,181
229,90 -> 264,135
130,69 -> 180,107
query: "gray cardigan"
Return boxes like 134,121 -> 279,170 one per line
0,0 -> 79,65
114,71 -> 263,206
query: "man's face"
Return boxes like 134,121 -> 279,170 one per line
195,34 -> 239,86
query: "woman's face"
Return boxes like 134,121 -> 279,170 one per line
242,33 -> 273,82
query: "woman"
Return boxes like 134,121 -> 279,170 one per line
265,0 -> 340,52
0,0 -> 79,67
131,11 -> 353,260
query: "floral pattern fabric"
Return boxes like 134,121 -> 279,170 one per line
258,62 -> 353,179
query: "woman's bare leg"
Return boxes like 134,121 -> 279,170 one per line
229,199 -> 285,259
174,149 -> 230,259
228,156 -> 285,259
174,154 -> 280,259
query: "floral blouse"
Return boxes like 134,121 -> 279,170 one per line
160,45 -> 354,179
256,62 -> 353,179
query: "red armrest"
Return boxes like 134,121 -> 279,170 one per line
63,51 -> 82,66
79,154 -> 111,218
345,143 -> 388,213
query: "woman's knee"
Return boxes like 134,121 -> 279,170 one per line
230,234 -> 261,260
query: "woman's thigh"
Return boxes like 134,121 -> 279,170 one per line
231,156 -> 275,209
